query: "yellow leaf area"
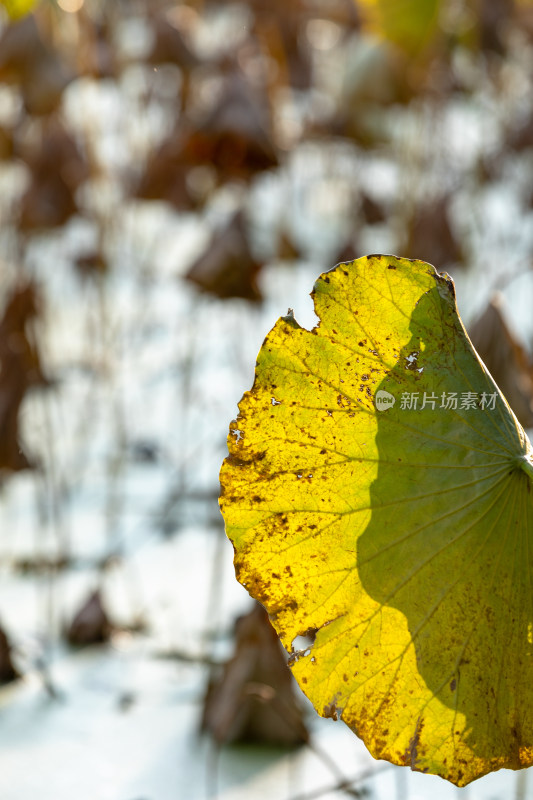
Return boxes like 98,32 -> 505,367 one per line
219,255 -> 533,786
1,0 -> 38,19
357,0 -> 441,56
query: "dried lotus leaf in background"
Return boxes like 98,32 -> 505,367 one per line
201,603 -> 308,746
469,294 -> 533,429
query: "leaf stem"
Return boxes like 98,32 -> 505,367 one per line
518,454 -> 533,481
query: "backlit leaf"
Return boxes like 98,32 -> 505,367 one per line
1,0 -> 38,21
219,254 -> 533,786
357,0 -> 441,56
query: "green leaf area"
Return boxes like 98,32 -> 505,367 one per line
220,254 -> 533,786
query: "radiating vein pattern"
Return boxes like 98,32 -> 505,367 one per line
219,255 -> 533,787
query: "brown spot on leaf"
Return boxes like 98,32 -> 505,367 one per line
405,716 -> 424,768
323,693 -> 342,721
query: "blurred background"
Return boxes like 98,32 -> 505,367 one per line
1,0 -> 533,798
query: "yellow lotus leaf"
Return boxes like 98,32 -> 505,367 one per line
1,0 -> 39,20
357,0 -> 442,56
219,254 -> 533,786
